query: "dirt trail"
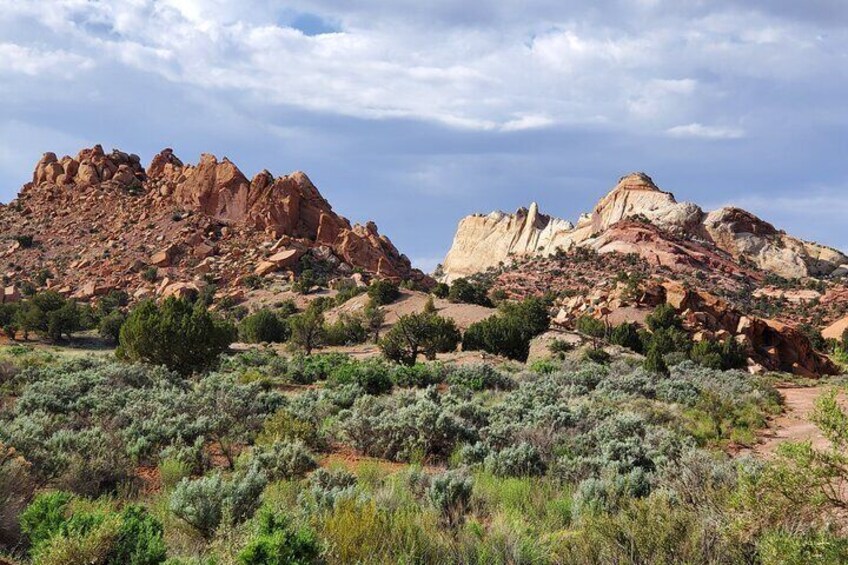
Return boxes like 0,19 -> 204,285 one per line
755,386 -> 843,456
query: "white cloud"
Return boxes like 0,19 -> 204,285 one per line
666,123 -> 746,140
1,0 -> 844,135
0,42 -> 94,78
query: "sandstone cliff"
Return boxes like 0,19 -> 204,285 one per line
442,172 -> 847,281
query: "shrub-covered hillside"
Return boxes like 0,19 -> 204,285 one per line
2,342 -> 848,564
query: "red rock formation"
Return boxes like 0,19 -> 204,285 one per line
0,146 -> 429,306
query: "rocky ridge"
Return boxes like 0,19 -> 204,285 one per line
1,145 -> 428,304
442,173 -> 847,281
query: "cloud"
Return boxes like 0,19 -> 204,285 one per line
0,42 -> 94,77
666,123 -> 746,140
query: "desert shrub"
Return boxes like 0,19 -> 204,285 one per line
280,352 -> 351,384
20,493 -> 166,565
582,347 -> 611,364
110,505 -> 167,565
379,312 -> 460,366
362,300 -> 386,342
428,470 -> 473,526
799,323 -> 827,351
445,364 -> 516,391
142,267 -> 158,282
338,388 -> 482,462
690,339 -> 747,370
447,278 -> 492,306
238,507 -> 319,565
304,468 -> 359,510
462,297 -> 550,362
0,303 -> 19,338
575,316 -> 606,338
757,529 -> 848,565
389,362 -> 447,388
610,322 -> 643,353
98,310 -> 126,343
288,307 -> 325,355
431,283 -> 449,299
0,441 -> 35,548
255,410 -> 321,449
484,443 -> 546,477
117,298 -> 235,375
169,467 -> 267,538
238,310 -> 289,344
250,440 -> 318,481
327,359 -> 393,395
323,313 -> 367,346
646,303 -> 683,331
548,338 -> 575,359
0,359 -> 282,493
367,279 -> 400,306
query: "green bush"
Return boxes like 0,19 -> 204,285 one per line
644,346 -> 669,375
238,309 -> 290,344
575,316 -> 606,338
0,441 -> 35,548
169,467 -> 267,538
389,363 -> 447,388
323,313 -> 367,346
462,297 -> 550,362
582,347 -> 611,364
256,410 -> 321,449
431,283 -> 449,299
250,440 -> 318,481
98,310 -> 126,344
427,470 -> 472,526
367,279 -> 400,306
447,278 -> 492,306
690,339 -> 747,370
288,307 -> 325,355
117,298 -> 235,375
610,322 -> 643,353
646,303 -> 682,331
379,312 -> 460,366
328,359 -> 393,395
237,507 -> 319,565
20,493 -> 166,564
484,443 -> 546,477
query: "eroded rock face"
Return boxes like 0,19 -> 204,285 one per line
3,145 -> 428,304
442,202 -> 575,281
441,172 -> 846,281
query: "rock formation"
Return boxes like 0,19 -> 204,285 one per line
0,145 -> 428,306
442,172 -> 847,281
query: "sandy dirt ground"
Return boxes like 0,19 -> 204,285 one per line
755,386 -> 846,456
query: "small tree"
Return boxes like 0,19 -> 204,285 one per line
842,328 -> 848,351
98,310 -> 126,343
362,300 -> 386,343
380,312 -> 460,365
367,279 -> 400,306
288,307 -> 325,355
239,310 -> 290,344
448,278 -> 492,307
646,303 -> 682,331
643,345 -> 669,376
117,298 -> 235,375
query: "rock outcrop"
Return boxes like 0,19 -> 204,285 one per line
0,145 -> 429,306
442,172 -> 846,281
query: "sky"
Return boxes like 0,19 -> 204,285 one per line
1,1 -> 846,272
